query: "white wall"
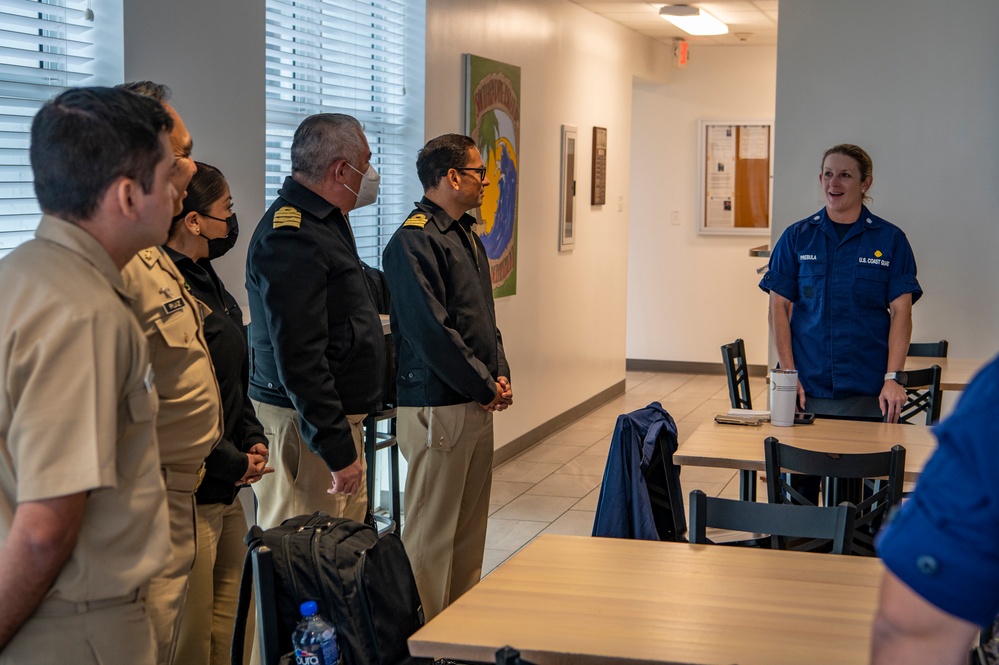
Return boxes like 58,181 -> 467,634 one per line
426,0 -> 671,449
627,46 -> 777,366
124,0 -> 266,306
773,0 -> 999,360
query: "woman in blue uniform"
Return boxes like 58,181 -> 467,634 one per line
760,144 -> 922,423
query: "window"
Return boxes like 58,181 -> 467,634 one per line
265,0 -> 425,269
0,0 -> 122,259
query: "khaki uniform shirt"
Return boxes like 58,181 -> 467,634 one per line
0,215 -> 170,601
122,247 -> 223,477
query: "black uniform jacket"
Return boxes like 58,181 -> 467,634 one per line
382,198 -> 509,407
165,246 -> 267,505
245,177 -> 386,472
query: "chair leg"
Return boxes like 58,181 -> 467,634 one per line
739,470 -> 757,502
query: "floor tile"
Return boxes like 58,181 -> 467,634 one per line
481,548 -> 516,577
485,517 -> 548,550
553,455 -> 608,476
540,510 -> 596,537
493,459 -> 560,484
518,442 -> 587,464
490,480 -> 534,505
572,487 -> 601,511
544,428 -> 608,447
490,494 -> 577,522
577,436 -> 612,458
525,473 -> 602,498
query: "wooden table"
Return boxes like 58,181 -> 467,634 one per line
408,535 -> 885,665
904,356 -> 984,391
675,418 -> 937,501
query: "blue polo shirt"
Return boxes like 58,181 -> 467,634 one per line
759,207 -> 922,399
876,354 -> 999,627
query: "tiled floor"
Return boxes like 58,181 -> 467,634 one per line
481,369 -> 768,577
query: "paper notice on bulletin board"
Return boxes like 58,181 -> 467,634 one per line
705,126 -> 736,227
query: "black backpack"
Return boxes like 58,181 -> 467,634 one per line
232,513 -> 429,665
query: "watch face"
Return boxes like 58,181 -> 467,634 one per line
896,371 -> 908,386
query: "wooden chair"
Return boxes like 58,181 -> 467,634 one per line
688,489 -> 854,554
908,340 -> 949,358
720,338 -> 752,410
894,365 -> 943,425
764,437 -> 905,556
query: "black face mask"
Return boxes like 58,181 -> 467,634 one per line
200,213 -> 239,260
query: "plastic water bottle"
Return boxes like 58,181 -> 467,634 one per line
292,600 -> 340,665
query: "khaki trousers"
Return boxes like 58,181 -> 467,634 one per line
252,401 -> 367,529
175,500 -> 253,665
147,469 -> 200,665
1,593 -> 156,665
398,403 -> 493,621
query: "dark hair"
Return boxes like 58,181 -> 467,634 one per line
169,161 -> 227,237
291,113 -> 365,185
30,87 -> 173,221
823,144 -> 873,204
417,134 -> 477,191
117,80 -> 172,103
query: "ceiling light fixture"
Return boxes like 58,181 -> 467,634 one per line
659,5 -> 729,36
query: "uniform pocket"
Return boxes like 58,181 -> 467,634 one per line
797,261 -> 826,301
153,308 -> 195,349
855,265 -> 889,309
427,406 -> 465,452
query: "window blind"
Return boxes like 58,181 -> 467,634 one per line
0,0 -> 117,258
265,0 -> 423,268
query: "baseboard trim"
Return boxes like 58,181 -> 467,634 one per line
494,379 -> 626,467
626,358 -> 767,378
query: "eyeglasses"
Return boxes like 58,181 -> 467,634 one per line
453,166 -> 487,181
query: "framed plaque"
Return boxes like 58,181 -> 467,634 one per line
591,126 -> 607,205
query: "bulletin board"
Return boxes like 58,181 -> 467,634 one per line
698,120 -> 773,236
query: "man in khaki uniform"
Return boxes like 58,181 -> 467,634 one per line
0,87 -> 174,664
119,81 -> 224,665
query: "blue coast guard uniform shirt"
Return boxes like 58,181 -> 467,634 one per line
759,206 -> 922,399
877,354 -> 999,627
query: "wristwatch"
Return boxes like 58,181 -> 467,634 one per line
884,371 -> 908,386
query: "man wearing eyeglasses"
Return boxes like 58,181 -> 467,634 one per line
383,133 -> 513,620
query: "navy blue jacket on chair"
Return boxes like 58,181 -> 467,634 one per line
592,402 -> 685,541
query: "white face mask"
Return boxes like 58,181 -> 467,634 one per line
345,162 -> 380,209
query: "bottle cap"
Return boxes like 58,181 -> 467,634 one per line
300,600 -> 318,617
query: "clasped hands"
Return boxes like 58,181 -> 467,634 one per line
481,376 -> 513,412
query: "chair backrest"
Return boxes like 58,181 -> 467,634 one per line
764,437 -> 905,556
642,415 -> 687,541
908,340 -> 949,358
720,338 -> 752,410
895,365 -> 943,425
688,490 -> 854,555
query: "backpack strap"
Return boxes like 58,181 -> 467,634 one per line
231,525 -> 264,665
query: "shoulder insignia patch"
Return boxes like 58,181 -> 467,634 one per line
139,247 -> 158,268
273,206 -> 302,230
403,213 -> 428,229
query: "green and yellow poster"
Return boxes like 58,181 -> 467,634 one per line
464,54 -> 520,298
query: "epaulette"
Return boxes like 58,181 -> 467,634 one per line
403,212 -> 428,229
273,206 -> 302,230
138,246 -> 158,268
